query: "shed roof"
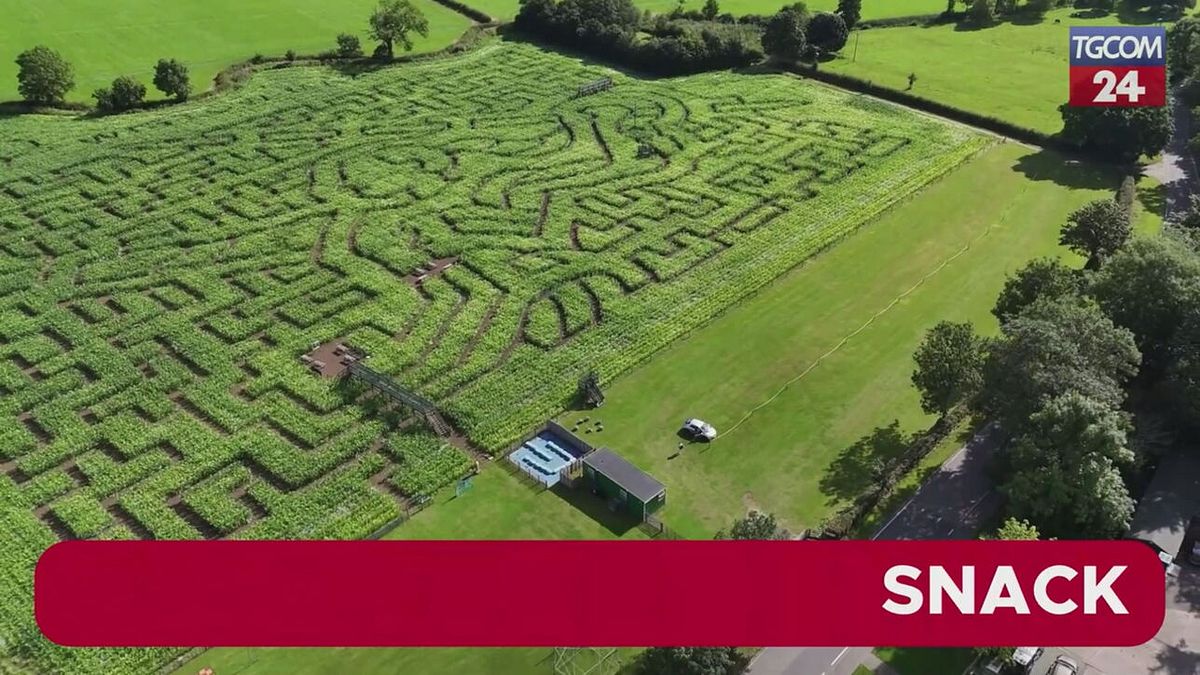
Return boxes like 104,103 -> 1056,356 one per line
582,448 -> 665,503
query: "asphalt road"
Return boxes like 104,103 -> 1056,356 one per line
1145,88 -> 1199,222
748,425 -> 1004,675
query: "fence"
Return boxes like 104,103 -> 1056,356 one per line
575,77 -> 614,98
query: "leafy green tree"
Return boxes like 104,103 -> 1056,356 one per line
152,58 -> 191,102
1059,104 -> 1172,164
369,0 -> 430,58
337,33 -> 364,58
807,12 -> 848,53
1060,199 -> 1131,269
1001,393 -> 1135,538
715,510 -> 787,540
992,258 -> 1084,325
635,647 -> 748,675
15,46 -> 74,104
761,8 -> 808,60
836,0 -> 861,27
980,298 -> 1140,432
1091,236 -> 1200,364
92,75 -> 146,112
702,0 -> 720,19
1166,308 -> 1200,427
911,321 -> 986,416
996,516 -> 1039,540
1025,0 -> 1053,15
969,0 -> 995,24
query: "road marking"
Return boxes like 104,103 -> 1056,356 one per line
830,647 -> 849,666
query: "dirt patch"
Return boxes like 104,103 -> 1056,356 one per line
301,338 -> 363,378
406,256 -> 459,287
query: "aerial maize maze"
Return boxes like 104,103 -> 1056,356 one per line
0,42 -> 984,673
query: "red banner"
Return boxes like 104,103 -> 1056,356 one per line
35,540 -> 1165,647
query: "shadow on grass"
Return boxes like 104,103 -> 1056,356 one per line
550,483 -> 638,536
1012,148 -> 1118,191
1139,180 -> 1169,221
818,421 -> 907,506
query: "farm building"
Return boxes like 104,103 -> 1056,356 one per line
581,448 -> 666,521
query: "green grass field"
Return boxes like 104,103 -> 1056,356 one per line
0,0 -> 470,103
557,141 -> 1130,537
824,7 -> 1173,134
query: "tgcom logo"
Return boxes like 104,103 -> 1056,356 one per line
1069,26 -> 1166,107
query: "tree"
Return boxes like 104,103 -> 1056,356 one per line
369,0 -> 430,58
635,647 -> 748,675
806,12 -> 848,54
1091,236 -> 1200,365
152,58 -> 191,102
992,258 -> 1084,325
92,75 -> 146,112
1059,104 -> 1172,164
969,0 -> 994,24
995,516 -> 1039,540
911,321 -> 986,417
1001,393 -> 1135,538
337,33 -> 364,58
14,46 -> 74,104
980,297 -> 1140,432
1166,308 -> 1200,429
836,0 -> 861,27
1060,199 -> 1131,269
761,8 -> 808,61
714,510 -> 787,540
702,0 -> 720,19
1025,0 -> 1053,15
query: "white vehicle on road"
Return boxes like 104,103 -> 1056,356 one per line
682,418 -> 717,441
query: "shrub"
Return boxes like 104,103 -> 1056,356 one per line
93,75 -> 146,112
153,58 -> 191,101
336,32 -> 364,57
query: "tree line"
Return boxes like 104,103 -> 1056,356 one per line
10,0 -> 429,113
514,0 -> 859,76
911,190 -> 1200,539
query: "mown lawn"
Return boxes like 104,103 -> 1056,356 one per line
823,6 -> 1174,134
0,0 -> 470,102
557,141 -> 1137,538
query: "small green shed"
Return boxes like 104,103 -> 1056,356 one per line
581,448 -> 666,521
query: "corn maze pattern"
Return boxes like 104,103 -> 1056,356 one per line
0,43 -> 982,674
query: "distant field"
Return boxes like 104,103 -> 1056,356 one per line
0,0 -> 470,102
824,7 -> 1173,134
